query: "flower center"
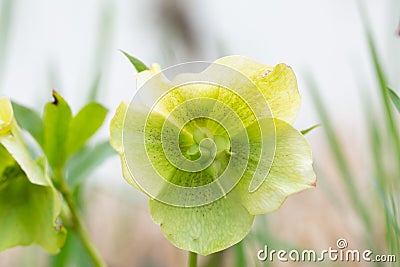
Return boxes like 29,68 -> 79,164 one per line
181,123 -> 231,179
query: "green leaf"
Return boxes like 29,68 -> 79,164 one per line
87,71 -> 102,102
11,101 -> 44,147
0,144 -> 14,184
43,90 -> 72,170
0,148 -> 66,253
203,251 -> 224,267
50,231 -> 92,267
233,241 -> 246,267
363,16 -> 400,171
120,50 -> 149,73
66,141 -> 115,188
66,102 -> 107,157
308,78 -> 372,230
0,97 -> 66,254
300,123 -> 320,135
388,88 -> 400,114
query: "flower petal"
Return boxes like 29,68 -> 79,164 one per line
110,102 -> 128,154
216,56 -> 301,124
1,134 -> 51,186
109,102 -> 140,189
0,98 -> 51,186
238,118 -> 316,215
0,97 -> 14,135
135,63 -> 161,88
149,189 -> 254,255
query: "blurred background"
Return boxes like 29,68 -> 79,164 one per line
0,0 -> 399,266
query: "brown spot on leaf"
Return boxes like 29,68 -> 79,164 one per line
54,224 -> 64,232
51,90 -> 59,105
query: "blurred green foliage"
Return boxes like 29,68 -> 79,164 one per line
8,91 -> 112,267
307,7 -> 400,267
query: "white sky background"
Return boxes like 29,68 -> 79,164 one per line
1,0 -> 399,189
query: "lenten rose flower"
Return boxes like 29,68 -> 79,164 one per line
110,56 -> 316,255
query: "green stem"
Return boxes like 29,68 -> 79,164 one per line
56,171 -> 107,267
189,251 -> 197,267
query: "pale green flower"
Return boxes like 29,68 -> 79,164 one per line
110,56 -> 316,255
0,97 -> 66,253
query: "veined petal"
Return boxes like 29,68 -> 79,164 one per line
149,190 -> 254,255
216,56 -> 301,124
109,102 -> 140,189
238,118 -> 316,215
110,101 -> 128,154
111,100 -> 229,193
